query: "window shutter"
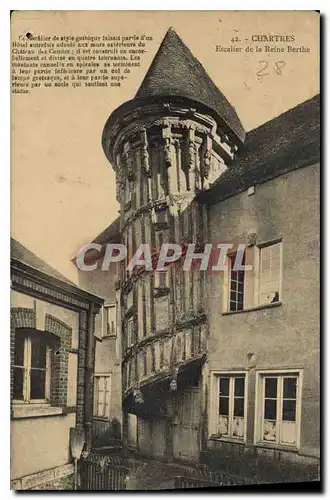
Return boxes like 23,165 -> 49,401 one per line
259,242 -> 281,305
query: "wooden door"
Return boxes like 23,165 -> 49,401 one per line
172,387 -> 200,461
151,419 -> 167,458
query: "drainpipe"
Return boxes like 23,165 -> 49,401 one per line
84,302 -> 95,451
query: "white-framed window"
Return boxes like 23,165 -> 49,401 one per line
223,240 -> 282,313
209,371 -> 247,442
255,370 -> 302,448
127,317 -> 134,347
104,303 -> 116,337
154,269 -> 168,289
258,241 -> 282,305
13,330 -> 51,403
228,252 -> 245,312
93,374 -> 111,418
157,172 -> 165,199
154,207 -> 168,226
218,374 -> 247,440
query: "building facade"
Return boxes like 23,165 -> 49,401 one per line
76,219 -> 123,447
11,239 -> 103,490
77,28 -> 320,482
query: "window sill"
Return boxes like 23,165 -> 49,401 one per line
101,334 -> 117,340
127,444 -> 138,451
222,301 -> 282,316
93,416 -> 109,422
209,435 -> 245,445
12,404 -> 64,419
154,287 -> 170,298
255,441 -> 298,453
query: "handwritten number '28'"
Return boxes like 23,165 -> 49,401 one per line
257,60 -> 286,80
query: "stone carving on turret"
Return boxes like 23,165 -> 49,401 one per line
123,142 -> 134,182
140,128 -> 152,203
203,135 -> 213,190
162,121 -> 172,168
115,157 -> 126,203
187,127 -> 196,192
140,128 -> 150,176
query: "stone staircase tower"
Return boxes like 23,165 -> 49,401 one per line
101,28 -> 245,458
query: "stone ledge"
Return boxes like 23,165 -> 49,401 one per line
12,404 -> 64,419
11,463 -> 74,490
222,301 -> 282,316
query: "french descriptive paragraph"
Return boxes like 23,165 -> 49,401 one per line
11,34 -> 154,94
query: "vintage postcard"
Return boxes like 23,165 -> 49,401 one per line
10,10 -> 320,491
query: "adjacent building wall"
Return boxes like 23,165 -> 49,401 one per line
11,290 -> 79,486
206,164 -> 320,468
77,264 -> 122,439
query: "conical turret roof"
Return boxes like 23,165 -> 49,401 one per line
135,28 -> 245,143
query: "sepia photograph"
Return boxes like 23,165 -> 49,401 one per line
10,10 -> 320,491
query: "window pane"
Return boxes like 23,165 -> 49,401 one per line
14,333 -> 25,366
237,271 -> 244,282
264,398 -> 277,420
263,420 -> 277,442
31,337 -> 46,369
262,258 -> 270,271
283,378 -> 297,399
219,397 -> 229,416
282,399 -> 296,422
219,377 -> 229,396
260,244 -> 281,305
30,369 -> 46,399
143,352 -> 147,375
265,377 -> 277,398
159,271 -> 167,288
234,377 -> 245,397
219,415 -> 229,435
13,367 -> 24,399
151,345 -> 156,371
281,421 -> 296,445
99,377 -> 106,391
234,397 -> 244,417
229,253 -> 245,312
98,390 -> 105,405
105,377 -> 110,392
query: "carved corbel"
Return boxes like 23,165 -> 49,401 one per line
169,366 -> 179,392
133,388 -> 144,404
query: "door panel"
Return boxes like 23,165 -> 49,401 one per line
173,387 -> 200,460
151,419 -> 167,458
137,417 -> 152,456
